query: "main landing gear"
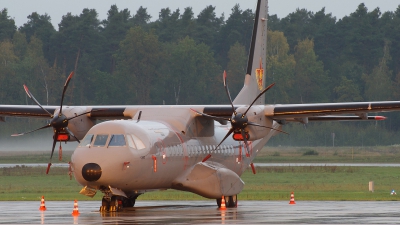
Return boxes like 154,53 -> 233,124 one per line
216,195 -> 238,208
100,195 -> 139,212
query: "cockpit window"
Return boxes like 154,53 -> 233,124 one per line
108,134 -> 126,147
93,134 -> 109,147
126,135 -> 137,149
79,134 -> 94,147
127,134 -> 146,150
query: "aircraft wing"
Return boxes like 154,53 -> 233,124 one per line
0,105 -> 132,120
0,105 -> 59,119
2,101 -> 400,122
265,101 -> 400,123
198,101 -> 400,123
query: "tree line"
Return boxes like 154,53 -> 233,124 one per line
1,3 -> 400,146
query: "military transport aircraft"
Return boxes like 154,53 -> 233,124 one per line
1,0 -> 400,212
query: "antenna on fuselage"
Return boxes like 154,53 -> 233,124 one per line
137,111 -> 142,123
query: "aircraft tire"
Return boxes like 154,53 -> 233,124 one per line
109,196 -> 122,212
216,198 -> 221,208
224,196 -> 231,207
122,197 -> 134,207
228,195 -> 238,208
100,197 -> 110,212
216,195 -> 238,208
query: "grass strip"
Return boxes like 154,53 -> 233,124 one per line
0,165 -> 399,201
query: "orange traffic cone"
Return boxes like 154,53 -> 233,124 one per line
39,196 -> 46,211
71,200 -> 80,216
220,196 -> 227,210
289,192 -> 296,205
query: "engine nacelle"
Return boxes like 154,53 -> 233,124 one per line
54,106 -> 95,141
238,105 -> 272,141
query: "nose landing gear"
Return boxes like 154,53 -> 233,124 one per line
100,194 -> 139,212
100,196 -> 124,212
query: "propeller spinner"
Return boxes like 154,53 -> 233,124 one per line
191,71 -> 288,162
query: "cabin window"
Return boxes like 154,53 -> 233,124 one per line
196,145 -> 200,153
79,134 -> 93,147
108,134 -> 126,147
93,134 -> 109,147
169,146 -> 174,156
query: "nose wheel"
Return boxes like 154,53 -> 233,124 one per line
109,196 -> 122,212
99,195 -> 139,212
100,196 -> 122,212
100,197 -> 110,212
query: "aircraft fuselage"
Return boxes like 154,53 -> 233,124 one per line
71,118 -> 276,198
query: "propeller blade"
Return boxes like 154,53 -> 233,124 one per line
223,71 -> 236,115
241,129 -> 251,157
46,163 -> 52,174
11,124 -> 52,136
23,85 -> 53,117
247,121 -> 289,135
190,108 -> 230,122
202,128 -> 234,162
66,111 -> 90,121
66,109 -> 106,121
250,162 -> 256,174
65,127 -> 80,143
243,83 -> 275,116
59,71 -> 74,115
46,133 -> 58,174
216,128 -> 234,150
202,154 -> 211,162
59,143 -> 62,161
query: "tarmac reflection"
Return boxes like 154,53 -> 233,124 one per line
0,200 -> 399,224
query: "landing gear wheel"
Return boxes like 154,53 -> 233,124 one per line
216,198 -> 221,208
224,196 -> 231,207
228,195 -> 238,208
109,196 -> 122,212
216,195 -> 238,208
100,197 -> 110,212
122,197 -> 134,208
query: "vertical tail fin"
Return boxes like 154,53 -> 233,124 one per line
233,0 -> 268,105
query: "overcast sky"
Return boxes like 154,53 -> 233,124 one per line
2,0 -> 399,29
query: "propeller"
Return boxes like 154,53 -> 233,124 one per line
191,71 -> 288,162
12,71 -> 90,174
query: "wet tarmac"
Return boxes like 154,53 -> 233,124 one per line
0,200 -> 399,224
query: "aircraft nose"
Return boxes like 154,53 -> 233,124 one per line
82,163 -> 102,182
